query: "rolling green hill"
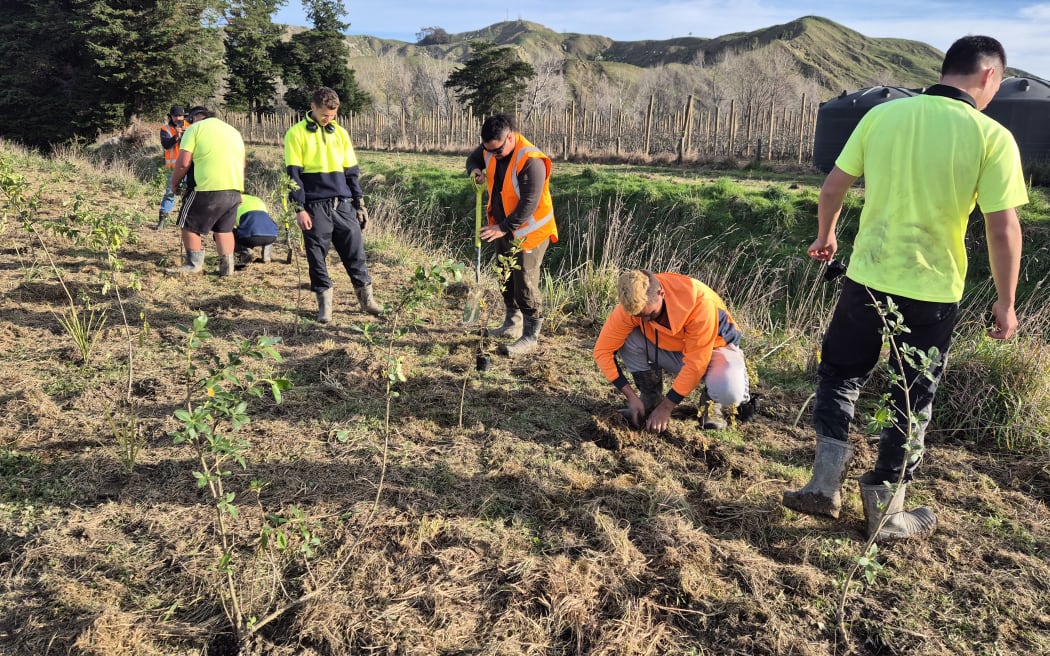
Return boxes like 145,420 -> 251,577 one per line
341,15 -> 1028,95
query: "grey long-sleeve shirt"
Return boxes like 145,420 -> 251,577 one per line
465,144 -> 546,232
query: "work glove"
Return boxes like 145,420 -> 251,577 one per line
352,197 -> 368,229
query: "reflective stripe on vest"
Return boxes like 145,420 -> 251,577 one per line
482,134 -> 557,251
162,124 -> 180,168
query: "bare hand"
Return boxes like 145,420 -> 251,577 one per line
808,236 -> 837,262
987,300 -> 1017,340
646,403 -> 673,433
296,210 -> 312,231
626,396 -> 645,428
470,169 -> 484,185
480,224 -> 506,243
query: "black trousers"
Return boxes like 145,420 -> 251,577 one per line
302,198 -> 371,293
814,278 -> 958,481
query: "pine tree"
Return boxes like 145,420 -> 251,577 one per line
274,0 -> 370,113
0,1 -> 100,147
445,41 -> 535,118
72,0 -> 224,121
224,0 -> 286,120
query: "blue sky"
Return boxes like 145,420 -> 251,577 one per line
273,1 -> 1050,79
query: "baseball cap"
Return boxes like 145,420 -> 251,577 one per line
169,105 -> 186,116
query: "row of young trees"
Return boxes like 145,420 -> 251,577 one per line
0,0 -> 369,148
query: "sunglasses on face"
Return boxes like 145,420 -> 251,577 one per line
483,133 -> 510,154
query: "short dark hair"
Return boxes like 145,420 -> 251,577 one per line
480,114 -> 516,142
312,87 -> 340,110
941,35 -> 1006,76
186,105 -> 214,122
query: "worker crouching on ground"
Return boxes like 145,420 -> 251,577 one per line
233,194 -> 279,269
466,114 -> 558,356
593,270 -> 751,432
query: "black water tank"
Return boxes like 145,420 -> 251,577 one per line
984,76 -> 1050,164
812,86 -> 918,173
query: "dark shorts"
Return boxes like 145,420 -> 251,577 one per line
177,190 -> 241,235
236,235 -> 277,249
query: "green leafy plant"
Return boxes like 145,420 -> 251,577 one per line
171,312 -> 292,641
835,296 -> 941,650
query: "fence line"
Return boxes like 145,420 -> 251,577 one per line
221,96 -> 819,165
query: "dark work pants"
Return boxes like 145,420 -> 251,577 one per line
814,278 -> 958,481
302,198 -> 371,293
497,235 -> 549,316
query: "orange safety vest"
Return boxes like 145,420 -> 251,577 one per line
161,120 -> 188,168
484,133 -> 558,252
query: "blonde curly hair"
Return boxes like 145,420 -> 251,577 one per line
617,269 -> 660,315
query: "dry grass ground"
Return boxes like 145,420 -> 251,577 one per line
1,141 -> 1048,656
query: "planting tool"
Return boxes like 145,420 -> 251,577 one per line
463,179 -> 485,325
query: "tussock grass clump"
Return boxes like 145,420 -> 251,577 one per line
937,333 -> 1050,453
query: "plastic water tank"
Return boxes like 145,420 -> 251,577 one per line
812,86 -> 918,173
984,76 -> 1050,164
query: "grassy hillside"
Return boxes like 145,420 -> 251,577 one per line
343,16 -> 981,93
1,139 -> 1049,655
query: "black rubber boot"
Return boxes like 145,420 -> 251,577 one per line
500,315 -> 542,355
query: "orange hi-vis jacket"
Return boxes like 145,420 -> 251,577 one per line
483,133 -> 558,252
161,120 -> 189,168
593,272 -> 742,404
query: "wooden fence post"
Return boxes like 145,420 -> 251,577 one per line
644,95 -> 655,155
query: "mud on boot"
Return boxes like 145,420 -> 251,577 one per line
698,389 -> 727,430
316,288 -> 333,323
859,472 -> 937,543
487,306 -> 523,339
167,249 -> 204,275
499,315 -> 542,356
782,435 -> 855,519
355,283 -> 384,316
217,253 -> 235,277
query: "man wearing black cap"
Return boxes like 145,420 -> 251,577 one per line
155,105 -> 188,230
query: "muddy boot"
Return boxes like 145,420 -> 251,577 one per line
699,389 -> 727,430
859,473 -> 937,543
500,315 -> 542,356
355,283 -> 384,316
167,249 -> 204,275
782,435 -> 855,519
487,305 -> 523,339
234,249 -> 252,271
316,288 -> 333,323
261,244 -> 273,263
632,369 -> 664,414
217,253 -> 235,277
154,210 -> 170,231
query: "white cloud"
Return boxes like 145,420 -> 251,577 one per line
1019,3 -> 1050,20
